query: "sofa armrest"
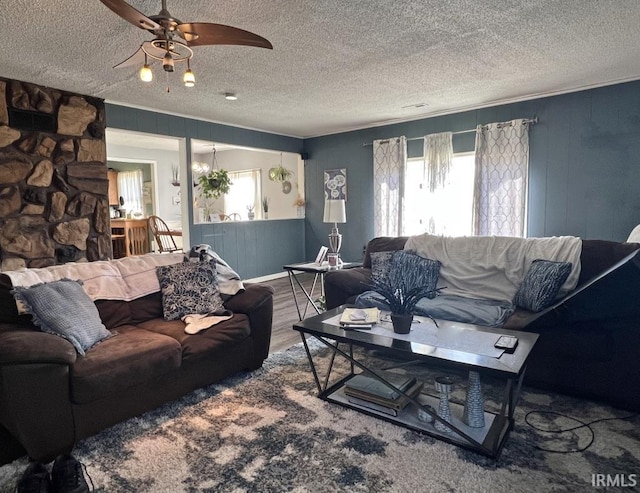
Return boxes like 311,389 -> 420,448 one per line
224,283 -> 274,366
0,328 -> 77,462
0,328 -> 77,366
324,267 -> 373,310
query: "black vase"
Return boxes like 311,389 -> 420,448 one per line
391,313 -> 413,334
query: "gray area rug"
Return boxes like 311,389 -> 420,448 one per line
1,341 -> 639,492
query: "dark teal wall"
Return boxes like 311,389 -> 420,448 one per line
190,219 -> 305,279
105,104 -> 306,278
105,104 -> 303,153
106,81 -> 640,275
303,81 -> 640,263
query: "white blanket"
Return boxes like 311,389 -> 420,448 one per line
404,234 -> 582,303
5,253 -> 184,312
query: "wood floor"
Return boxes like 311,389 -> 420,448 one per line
257,273 -> 320,354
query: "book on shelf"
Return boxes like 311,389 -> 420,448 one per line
344,380 -> 424,410
339,307 -> 380,327
346,396 -> 400,416
344,371 -> 415,401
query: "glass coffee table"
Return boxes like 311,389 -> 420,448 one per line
293,306 -> 539,458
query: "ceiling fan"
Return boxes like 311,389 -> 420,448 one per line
99,0 -> 273,88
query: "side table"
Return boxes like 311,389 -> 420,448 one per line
283,261 -> 361,320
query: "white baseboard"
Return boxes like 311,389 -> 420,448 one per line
246,271 -> 289,283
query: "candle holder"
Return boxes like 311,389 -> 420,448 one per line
434,376 -> 453,433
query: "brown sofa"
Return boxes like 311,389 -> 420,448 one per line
324,236 -> 640,411
0,256 -> 274,466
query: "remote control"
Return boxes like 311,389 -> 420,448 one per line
494,335 -> 518,352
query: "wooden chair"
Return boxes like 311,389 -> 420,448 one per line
147,215 -> 182,253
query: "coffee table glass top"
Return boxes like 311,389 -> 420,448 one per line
293,306 -> 539,379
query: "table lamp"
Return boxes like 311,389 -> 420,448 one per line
323,199 -> 346,262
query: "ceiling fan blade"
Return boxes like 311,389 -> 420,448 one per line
99,0 -> 161,31
177,22 -> 273,49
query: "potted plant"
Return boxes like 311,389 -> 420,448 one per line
247,204 -> 255,220
262,197 -> 270,219
370,275 -> 439,334
198,169 -> 232,200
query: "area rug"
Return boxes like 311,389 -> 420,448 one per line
1,341 -> 639,492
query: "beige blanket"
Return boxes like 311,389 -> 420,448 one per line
404,234 -> 582,303
5,253 -> 184,312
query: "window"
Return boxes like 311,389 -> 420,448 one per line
404,153 -> 475,236
224,169 -> 261,220
116,169 -> 144,215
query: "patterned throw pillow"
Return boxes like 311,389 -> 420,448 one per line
156,261 -> 224,321
389,250 -> 441,297
12,279 -> 112,356
513,259 -> 572,312
370,251 -> 395,281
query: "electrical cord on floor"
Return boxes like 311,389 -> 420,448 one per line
524,410 -> 639,453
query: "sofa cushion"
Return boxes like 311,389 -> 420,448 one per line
156,261 -> 224,321
94,299 -> 133,330
127,291 -> 164,324
137,314 -> 251,362
514,259 -> 572,312
70,325 -> 182,404
12,279 -> 112,356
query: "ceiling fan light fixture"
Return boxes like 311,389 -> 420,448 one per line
140,64 -> 153,82
224,92 -> 238,101
139,53 -> 153,82
162,51 -> 174,72
183,59 -> 195,87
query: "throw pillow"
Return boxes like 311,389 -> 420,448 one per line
513,259 -> 573,312
390,250 -> 441,298
12,279 -> 112,356
187,244 -> 245,295
370,251 -> 395,281
156,261 -> 225,321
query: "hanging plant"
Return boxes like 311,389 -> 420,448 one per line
198,169 -> 232,200
270,165 -> 292,182
268,153 -> 293,183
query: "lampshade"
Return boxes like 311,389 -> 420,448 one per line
323,199 -> 346,224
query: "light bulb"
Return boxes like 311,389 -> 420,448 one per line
183,68 -> 195,87
162,52 -> 174,72
139,64 -> 153,82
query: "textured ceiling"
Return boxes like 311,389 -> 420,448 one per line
2,1 -> 640,138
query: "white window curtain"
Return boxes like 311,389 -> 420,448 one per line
117,170 -> 144,215
373,136 -> 407,237
473,119 -> 530,237
424,131 -> 453,192
224,169 -> 261,219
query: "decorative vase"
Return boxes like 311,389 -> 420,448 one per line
390,313 -> 413,334
248,212 -> 255,220
462,371 -> 485,428
263,212 -> 269,219
434,376 -> 454,433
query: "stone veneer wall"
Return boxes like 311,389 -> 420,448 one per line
0,77 -> 110,271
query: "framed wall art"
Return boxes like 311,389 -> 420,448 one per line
324,168 -> 347,201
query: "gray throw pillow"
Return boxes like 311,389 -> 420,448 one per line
156,261 -> 225,321
514,259 -> 572,312
390,250 -> 441,297
12,279 -> 112,356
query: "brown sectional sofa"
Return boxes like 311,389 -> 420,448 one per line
0,256 -> 274,466
324,236 -> 640,411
